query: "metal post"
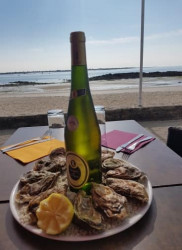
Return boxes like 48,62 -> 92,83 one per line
139,0 -> 145,107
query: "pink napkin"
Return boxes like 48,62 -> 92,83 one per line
101,130 -> 155,154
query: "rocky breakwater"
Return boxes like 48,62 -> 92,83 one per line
89,71 -> 182,81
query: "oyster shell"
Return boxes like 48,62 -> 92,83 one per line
102,158 -> 125,171
101,149 -> 115,162
27,175 -> 68,223
91,182 -> 128,220
74,190 -> 103,230
106,178 -> 149,203
19,170 -> 48,186
34,158 -> 66,173
16,171 -> 60,204
105,165 -> 143,180
49,147 -> 66,160
34,148 -> 66,173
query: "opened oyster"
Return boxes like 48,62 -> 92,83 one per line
101,149 -> 115,162
102,158 -> 125,171
105,165 -> 143,180
74,190 -> 103,230
91,182 -> 128,220
16,171 -> 60,204
49,147 -> 66,160
34,158 -> 66,173
106,178 -> 149,203
33,148 -> 66,173
19,170 -> 48,186
27,179 -> 68,224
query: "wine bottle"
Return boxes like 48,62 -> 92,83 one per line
64,31 -> 102,193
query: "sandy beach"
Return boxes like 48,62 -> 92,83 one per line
0,78 -> 182,117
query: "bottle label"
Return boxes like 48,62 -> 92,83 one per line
71,89 -> 86,99
66,152 -> 89,189
67,115 -> 79,131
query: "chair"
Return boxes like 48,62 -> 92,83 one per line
167,127 -> 182,157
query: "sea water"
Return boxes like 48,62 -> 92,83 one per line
0,66 -> 182,88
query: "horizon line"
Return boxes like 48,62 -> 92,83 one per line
0,65 -> 182,75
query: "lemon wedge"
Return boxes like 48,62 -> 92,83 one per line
36,193 -> 74,235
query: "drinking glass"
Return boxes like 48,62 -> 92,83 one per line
47,109 -> 65,141
95,105 -> 107,147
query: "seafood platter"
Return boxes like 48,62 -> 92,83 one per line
10,148 -> 152,241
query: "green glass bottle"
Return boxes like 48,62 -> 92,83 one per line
64,31 -> 102,193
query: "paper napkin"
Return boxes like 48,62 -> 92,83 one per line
2,139 -> 65,164
101,130 -> 155,154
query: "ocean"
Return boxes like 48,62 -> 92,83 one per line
0,66 -> 182,86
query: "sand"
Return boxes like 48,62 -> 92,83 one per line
0,79 -> 182,117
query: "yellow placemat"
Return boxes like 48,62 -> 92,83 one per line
4,139 -> 65,164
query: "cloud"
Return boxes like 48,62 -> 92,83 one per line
145,29 -> 182,40
88,36 -> 139,45
88,29 -> 182,45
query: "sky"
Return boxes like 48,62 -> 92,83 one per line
0,0 -> 182,73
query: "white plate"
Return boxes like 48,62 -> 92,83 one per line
10,171 -> 153,242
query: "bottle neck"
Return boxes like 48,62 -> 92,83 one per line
71,41 -> 87,66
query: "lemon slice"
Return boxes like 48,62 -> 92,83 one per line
36,193 -> 74,235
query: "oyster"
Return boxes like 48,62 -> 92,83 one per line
105,165 -> 143,180
27,176 -> 68,223
101,149 -> 115,162
91,182 -> 128,220
16,171 -> 60,203
106,178 -> 149,203
27,188 -> 56,224
74,190 -> 103,230
19,170 -> 48,186
102,158 -> 125,171
49,147 -> 66,160
33,148 -> 66,173
34,158 -> 66,173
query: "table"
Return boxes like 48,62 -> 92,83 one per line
1,121 -> 182,201
0,120 -> 182,249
